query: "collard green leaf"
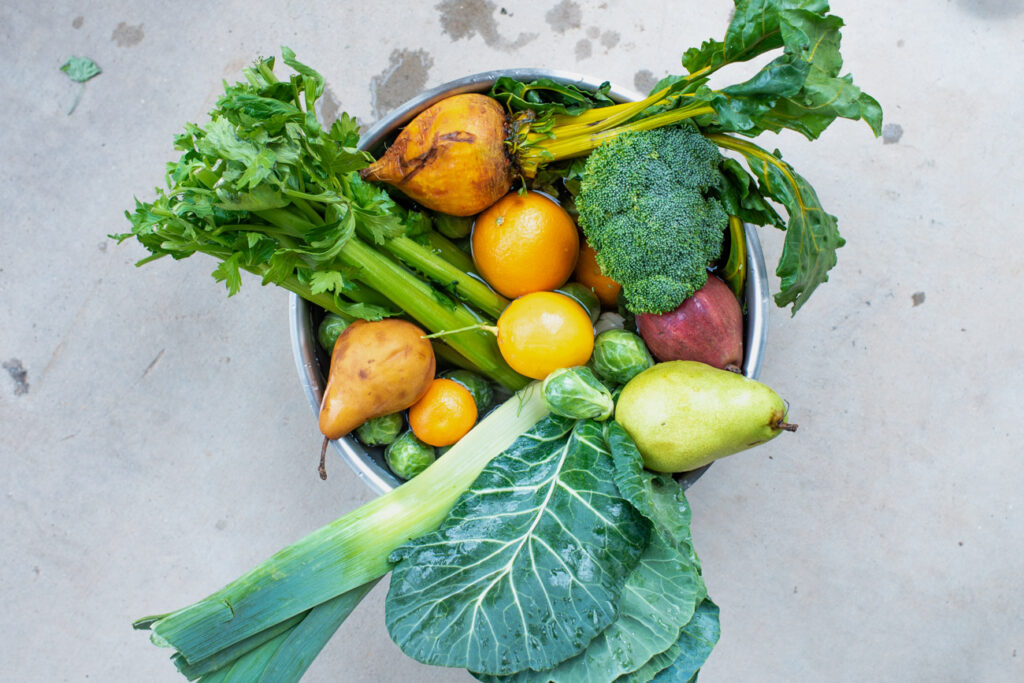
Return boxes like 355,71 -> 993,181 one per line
483,525 -> 701,683
386,418 -> 650,676
615,642 -> 680,683
606,422 -> 701,572
650,599 -> 721,683
60,56 -> 101,83
474,424 -> 706,683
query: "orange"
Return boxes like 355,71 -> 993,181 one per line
496,291 -> 595,380
574,241 -> 622,307
408,378 -> 478,447
472,191 -> 580,298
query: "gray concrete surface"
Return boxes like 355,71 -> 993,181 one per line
2,1 -> 1022,681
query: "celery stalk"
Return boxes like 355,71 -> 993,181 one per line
336,237 -> 527,389
142,383 -> 548,663
370,231 -> 509,319
422,230 -> 475,275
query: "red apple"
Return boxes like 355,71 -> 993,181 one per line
635,275 -> 743,371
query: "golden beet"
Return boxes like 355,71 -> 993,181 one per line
318,319 -> 436,440
359,93 -> 513,216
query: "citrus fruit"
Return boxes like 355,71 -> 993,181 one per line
472,191 -> 579,298
574,241 -> 621,307
496,291 -> 595,380
408,378 -> 479,447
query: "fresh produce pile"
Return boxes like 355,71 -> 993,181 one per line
120,2 -> 879,680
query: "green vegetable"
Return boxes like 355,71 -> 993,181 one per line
480,482 -> 701,682
494,0 -> 880,314
316,313 -> 349,352
133,384 -> 550,675
650,598 -> 721,683
441,369 -> 494,412
576,126 -> 729,314
60,56 -> 101,83
556,282 -> 601,323
355,413 -> 403,447
385,418 -> 650,675
114,48 -> 527,390
433,212 -> 474,239
720,215 -> 747,299
60,56 -> 101,115
591,328 -> 653,385
541,366 -> 613,421
384,431 -> 435,480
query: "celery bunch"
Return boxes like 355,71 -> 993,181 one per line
115,48 -> 527,390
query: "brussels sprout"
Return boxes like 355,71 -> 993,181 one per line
434,213 -> 474,239
384,431 -> 436,480
541,366 -> 614,421
441,369 -> 493,412
317,313 -> 350,352
556,282 -> 601,323
591,329 -> 653,385
355,412 -> 404,447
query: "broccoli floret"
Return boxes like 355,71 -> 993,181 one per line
575,125 -> 729,314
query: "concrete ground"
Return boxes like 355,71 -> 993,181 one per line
2,1 -> 1022,681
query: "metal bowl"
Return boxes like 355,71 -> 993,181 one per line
289,69 -> 771,495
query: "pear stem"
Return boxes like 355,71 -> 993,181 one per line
775,420 -> 798,432
319,436 -> 330,480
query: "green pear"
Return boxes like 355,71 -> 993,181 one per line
615,361 -> 796,473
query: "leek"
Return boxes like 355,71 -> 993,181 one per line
136,383 -> 549,667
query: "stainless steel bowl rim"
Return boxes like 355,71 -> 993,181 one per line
290,68 -> 770,495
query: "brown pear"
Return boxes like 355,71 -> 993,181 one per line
318,319 -> 435,440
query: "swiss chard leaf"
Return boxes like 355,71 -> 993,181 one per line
687,3 -> 882,140
766,9 -> 883,138
718,158 -> 785,230
386,418 -> 650,676
682,0 -> 830,74
490,77 -> 614,115
735,141 -> 844,313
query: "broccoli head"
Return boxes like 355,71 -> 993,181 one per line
575,125 -> 729,314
